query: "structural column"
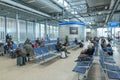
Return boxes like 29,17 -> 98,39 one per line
39,23 -> 41,39
110,28 -> 112,38
33,21 -> 36,40
4,16 -> 7,42
44,19 -> 47,39
25,20 -> 28,38
16,14 -> 20,43
84,26 -> 86,42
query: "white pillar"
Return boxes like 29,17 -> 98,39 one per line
4,16 -> 7,42
16,14 -> 20,43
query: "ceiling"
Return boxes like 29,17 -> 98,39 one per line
0,0 -> 119,27
0,1 -> 47,22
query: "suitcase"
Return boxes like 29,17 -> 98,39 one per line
0,45 -> 4,56
17,57 -> 25,66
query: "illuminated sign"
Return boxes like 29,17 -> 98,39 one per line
108,22 -> 119,28
59,21 -> 85,26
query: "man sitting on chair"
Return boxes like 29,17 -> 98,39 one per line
75,44 -> 95,62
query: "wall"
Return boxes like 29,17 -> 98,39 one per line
59,24 -> 86,41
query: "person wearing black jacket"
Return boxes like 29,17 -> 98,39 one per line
75,44 -> 95,62
56,40 -> 70,54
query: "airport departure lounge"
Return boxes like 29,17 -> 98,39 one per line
0,0 -> 120,80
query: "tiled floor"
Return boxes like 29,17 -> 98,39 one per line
0,49 -> 81,80
86,59 -> 105,80
0,44 -> 120,80
86,45 -> 105,80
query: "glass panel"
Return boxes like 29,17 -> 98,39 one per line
19,20 -> 26,42
49,25 -> 53,40
97,28 -> 108,37
46,24 -> 50,36
0,16 -> 5,41
53,26 -> 56,39
35,23 -> 40,39
7,18 -> 17,41
27,21 -> 34,40
41,24 -> 45,38
56,27 -> 59,38
112,28 -> 120,37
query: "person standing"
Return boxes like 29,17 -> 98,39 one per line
6,34 -> 10,43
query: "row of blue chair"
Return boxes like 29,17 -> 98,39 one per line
72,48 -> 96,80
19,40 -> 58,48
34,44 -> 61,63
98,44 -> 120,80
68,41 -> 79,50
5,43 -> 18,57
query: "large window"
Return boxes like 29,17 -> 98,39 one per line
55,26 -> 59,38
27,21 -> 34,40
53,26 -> 56,39
35,23 -> 40,39
49,25 -> 54,39
45,24 -> 59,40
7,18 -> 17,41
19,20 -> 26,42
112,28 -> 120,37
97,28 -> 108,37
0,16 -> 5,41
41,24 -> 45,38
46,24 -> 50,36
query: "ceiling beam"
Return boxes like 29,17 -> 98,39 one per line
105,0 -> 120,23
72,10 -> 111,17
51,0 -> 83,22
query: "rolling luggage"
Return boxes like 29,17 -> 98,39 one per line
0,44 -> 4,56
17,57 -> 25,66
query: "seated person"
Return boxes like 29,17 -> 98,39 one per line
74,38 -> 78,45
24,44 -> 34,61
56,41 -> 62,52
5,38 -> 14,57
15,44 -> 26,57
101,40 -> 107,51
15,44 -> 26,64
75,44 -> 95,62
24,38 -> 34,61
25,38 -> 32,45
56,41 -> 70,54
40,38 -> 45,46
63,36 -> 69,46
107,43 -> 111,47
34,39 -> 40,48
81,44 -> 94,56
74,38 -> 83,47
106,43 -> 113,55
78,41 -> 84,48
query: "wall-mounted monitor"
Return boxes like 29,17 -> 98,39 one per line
70,27 -> 78,34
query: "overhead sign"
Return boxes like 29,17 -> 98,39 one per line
58,21 -> 86,26
108,22 -> 119,28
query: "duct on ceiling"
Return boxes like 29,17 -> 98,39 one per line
22,0 -> 62,13
0,0 -> 51,17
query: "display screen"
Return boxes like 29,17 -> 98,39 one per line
70,27 -> 78,34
